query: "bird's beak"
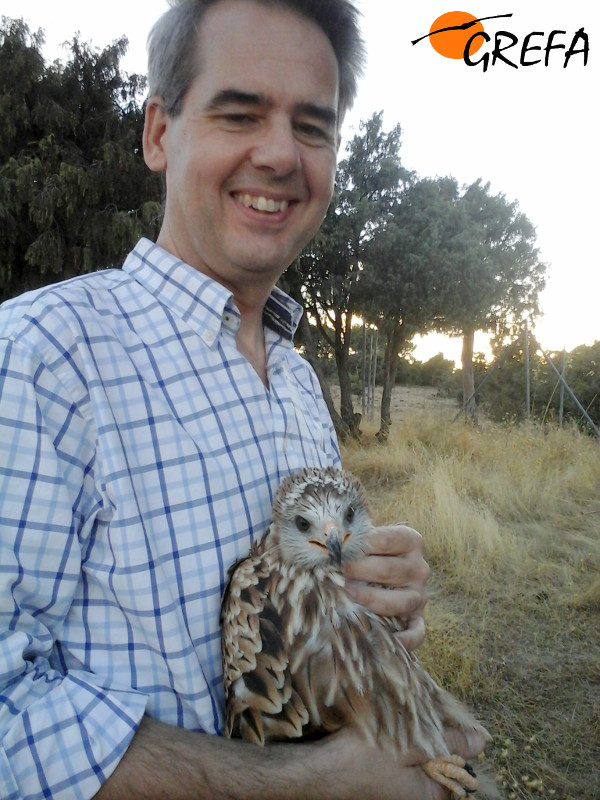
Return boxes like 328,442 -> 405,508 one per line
323,521 -> 343,566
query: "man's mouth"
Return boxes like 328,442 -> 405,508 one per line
234,193 -> 290,214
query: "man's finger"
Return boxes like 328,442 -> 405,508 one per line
345,582 -> 423,617
363,524 -> 424,556
346,551 -> 431,587
443,727 -> 489,761
394,614 -> 426,652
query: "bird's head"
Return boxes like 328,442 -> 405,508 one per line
270,466 -> 373,570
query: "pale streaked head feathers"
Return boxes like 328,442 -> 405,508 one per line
270,465 -> 372,569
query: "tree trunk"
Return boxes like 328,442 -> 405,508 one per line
335,345 -> 359,436
461,326 -> 478,423
334,309 -> 359,435
377,322 -> 403,442
294,311 -> 351,442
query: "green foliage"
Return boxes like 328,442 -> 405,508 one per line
354,176 -> 547,346
396,353 -> 458,389
359,176 -> 461,333
556,341 -> 600,425
300,112 -> 410,328
297,112 -> 412,426
357,176 -> 463,413
439,180 -> 547,336
0,18 -> 162,301
470,336 -> 600,430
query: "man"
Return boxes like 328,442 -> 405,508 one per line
0,1 -> 484,798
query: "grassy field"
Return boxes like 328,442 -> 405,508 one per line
340,393 -> 600,800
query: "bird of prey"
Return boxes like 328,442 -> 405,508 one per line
221,465 -> 494,798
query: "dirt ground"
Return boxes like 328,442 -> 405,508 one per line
329,384 -> 459,423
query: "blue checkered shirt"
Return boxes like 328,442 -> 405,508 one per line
0,238 -> 340,800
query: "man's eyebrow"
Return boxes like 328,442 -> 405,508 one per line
205,89 -> 266,110
206,89 -> 337,127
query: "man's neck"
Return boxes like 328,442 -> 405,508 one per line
234,307 -> 268,386
154,230 -> 276,385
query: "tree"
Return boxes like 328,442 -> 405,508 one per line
475,330 -> 543,423
436,180 -> 547,421
559,342 -> 600,428
298,112 -> 410,433
351,176 -> 545,433
357,177 -> 462,438
0,18 -> 162,302
473,335 -> 600,432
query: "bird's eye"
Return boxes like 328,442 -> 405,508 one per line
345,506 -> 355,524
295,515 -> 311,533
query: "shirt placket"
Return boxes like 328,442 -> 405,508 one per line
268,358 -> 322,477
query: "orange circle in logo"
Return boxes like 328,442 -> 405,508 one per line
429,11 -> 485,59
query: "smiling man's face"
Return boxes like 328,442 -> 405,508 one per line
144,0 -> 340,297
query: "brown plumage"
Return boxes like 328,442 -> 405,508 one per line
221,466 -> 496,798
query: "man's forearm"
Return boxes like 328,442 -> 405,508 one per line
94,715 -> 479,800
95,715 -> 319,800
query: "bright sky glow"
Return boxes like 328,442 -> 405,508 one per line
2,0 -> 598,364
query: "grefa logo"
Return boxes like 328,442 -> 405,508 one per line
412,11 -> 590,71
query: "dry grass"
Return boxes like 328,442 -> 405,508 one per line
340,393 -> 600,800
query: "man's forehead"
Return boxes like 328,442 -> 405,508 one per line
181,3 -> 339,120
194,0 -> 339,84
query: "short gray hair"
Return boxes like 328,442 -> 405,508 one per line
147,0 -> 366,122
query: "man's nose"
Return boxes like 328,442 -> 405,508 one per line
250,116 -> 301,175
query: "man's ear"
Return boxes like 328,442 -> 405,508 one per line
143,97 -> 170,173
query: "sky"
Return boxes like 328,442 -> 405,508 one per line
2,0 -> 598,364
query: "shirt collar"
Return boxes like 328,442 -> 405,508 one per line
123,239 -> 303,344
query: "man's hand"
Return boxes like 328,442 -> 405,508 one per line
344,524 -> 430,651
313,725 -> 487,800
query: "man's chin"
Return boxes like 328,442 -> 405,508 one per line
229,244 -> 304,279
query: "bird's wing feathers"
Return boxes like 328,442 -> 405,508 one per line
220,534 -> 310,743
269,573 -> 452,756
332,602 -> 488,759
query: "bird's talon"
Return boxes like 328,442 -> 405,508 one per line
463,761 -> 478,793
423,755 -> 479,797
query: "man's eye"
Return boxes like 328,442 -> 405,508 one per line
295,122 -> 333,144
221,113 -> 257,127
295,515 -> 311,532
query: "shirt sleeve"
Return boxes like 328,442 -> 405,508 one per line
0,339 -> 148,800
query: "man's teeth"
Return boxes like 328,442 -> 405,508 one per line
237,194 -> 289,213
